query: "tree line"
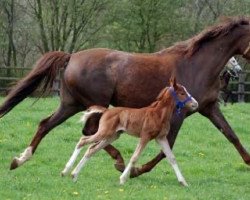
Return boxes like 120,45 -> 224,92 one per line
0,0 -> 250,71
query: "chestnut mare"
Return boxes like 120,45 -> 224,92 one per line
61,78 -> 198,186
1,17 -> 250,176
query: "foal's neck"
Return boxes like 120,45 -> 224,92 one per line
151,91 -> 175,122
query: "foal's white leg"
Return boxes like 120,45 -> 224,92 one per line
61,137 -> 86,176
120,139 -> 148,185
71,137 -> 115,182
156,138 -> 188,187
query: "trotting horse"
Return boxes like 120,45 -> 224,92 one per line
1,17 -> 250,177
61,78 -> 198,186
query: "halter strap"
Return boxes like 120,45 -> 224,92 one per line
169,87 -> 192,114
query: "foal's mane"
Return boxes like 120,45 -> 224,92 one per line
162,16 -> 250,57
149,87 -> 170,107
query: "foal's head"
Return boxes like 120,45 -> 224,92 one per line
169,77 -> 199,113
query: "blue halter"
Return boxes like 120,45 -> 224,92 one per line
169,87 -> 192,114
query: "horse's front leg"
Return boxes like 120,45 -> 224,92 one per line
200,102 -> 250,165
130,114 -> 185,178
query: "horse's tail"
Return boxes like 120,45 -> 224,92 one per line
0,51 -> 71,118
80,106 -> 107,125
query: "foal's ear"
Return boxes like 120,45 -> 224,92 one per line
169,76 -> 177,89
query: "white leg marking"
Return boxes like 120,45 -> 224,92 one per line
71,138 -> 114,182
120,162 -> 133,185
14,146 -> 33,167
120,139 -> 148,184
61,147 -> 82,176
156,138 -> 188,187
71,156 -> 89,182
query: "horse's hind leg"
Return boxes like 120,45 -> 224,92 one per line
156,137 -> 188,187
10,103 -> 81,170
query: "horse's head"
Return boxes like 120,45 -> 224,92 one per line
233,18 -> 250,62
225,57 -> 242,78
169,77 -> 198,113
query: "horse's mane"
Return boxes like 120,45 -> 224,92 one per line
162,16 -> 250,57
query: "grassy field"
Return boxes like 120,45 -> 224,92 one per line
0,97 -> 250,200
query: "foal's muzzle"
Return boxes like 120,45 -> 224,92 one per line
189,97 -> 199,111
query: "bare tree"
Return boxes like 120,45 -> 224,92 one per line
107,0 -> 177,53
204,0 -> 229,21
27,0 -> 110,53
1,0 -> 17,72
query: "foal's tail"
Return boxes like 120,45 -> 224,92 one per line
0,51 -> 71,118
80,106 -> 108,144
80,106 -> 107,125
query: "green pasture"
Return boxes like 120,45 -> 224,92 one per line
0,97 -> 250,200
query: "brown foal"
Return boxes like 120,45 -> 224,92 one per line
61,78 -> 198,186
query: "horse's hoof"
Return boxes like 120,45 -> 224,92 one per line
10,158 -> 19,170
244,158 -> 250,165
130,167 -> 140,178
114,163 -> 125,172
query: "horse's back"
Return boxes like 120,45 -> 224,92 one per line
63,48 -> 175,108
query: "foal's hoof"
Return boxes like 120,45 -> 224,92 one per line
71,173 -> 78,182
61,171 -> 67,177
119,178 -> 126,185
179,180 -> 188,187
10,158 -> 19,170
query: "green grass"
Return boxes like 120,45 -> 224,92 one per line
0,97 -> 250,200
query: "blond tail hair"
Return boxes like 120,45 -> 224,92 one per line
80,106 -> 107,124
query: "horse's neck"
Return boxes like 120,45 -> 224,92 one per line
198,37 -> 239,76
177,39 -> 237,93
